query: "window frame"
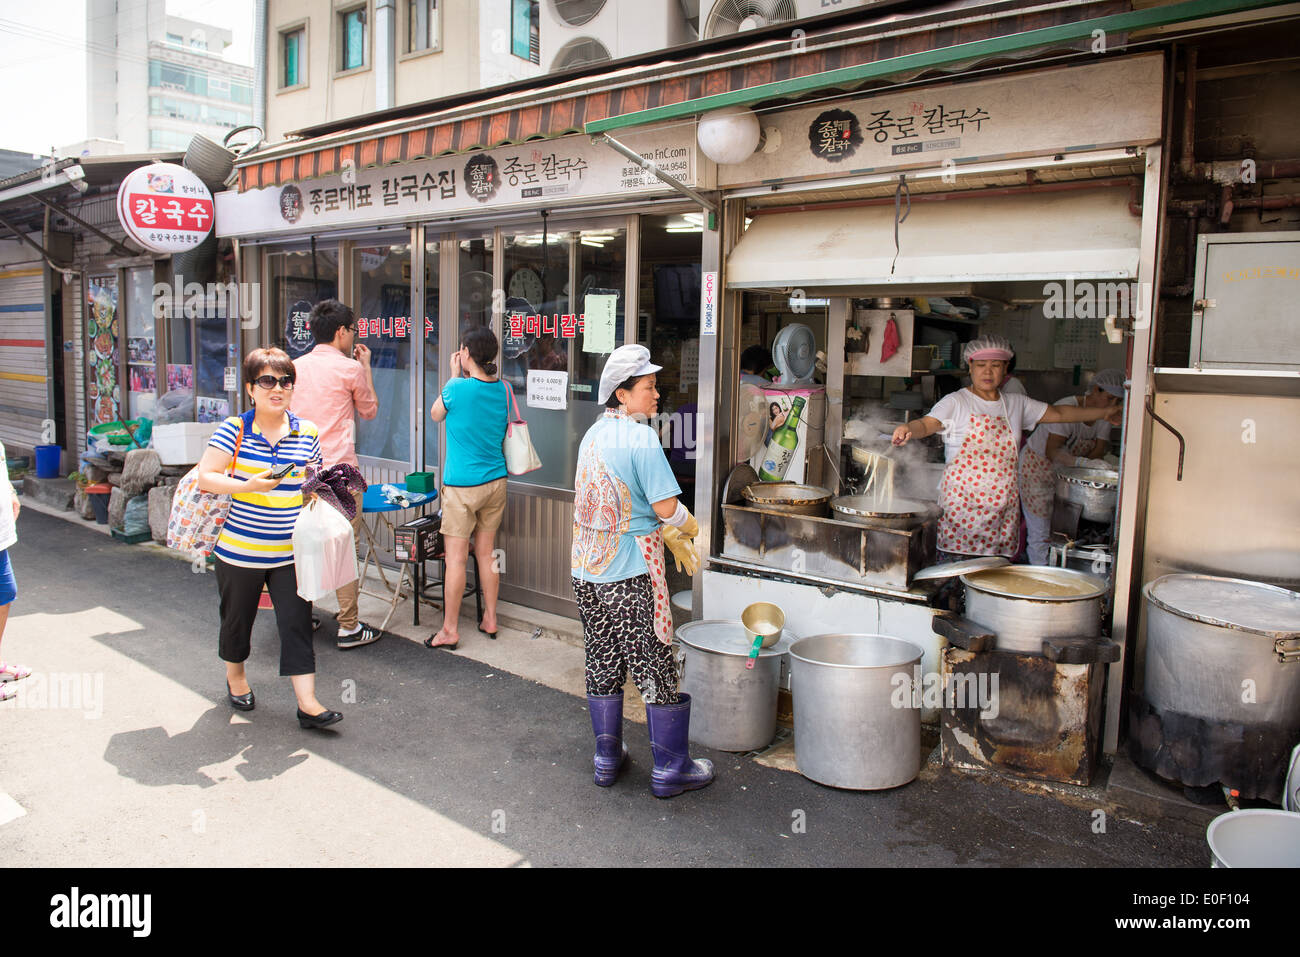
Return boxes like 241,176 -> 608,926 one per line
399,0 -> 442,60
278,21 -> 310,91
334,2 -> 372,78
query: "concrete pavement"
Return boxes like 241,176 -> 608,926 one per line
0,508 -> 1208,867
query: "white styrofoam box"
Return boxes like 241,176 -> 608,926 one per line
152,422 -> 220,465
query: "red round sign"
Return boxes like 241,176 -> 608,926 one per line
116,163 -> 214,254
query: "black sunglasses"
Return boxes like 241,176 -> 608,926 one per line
253,375 -> 295,390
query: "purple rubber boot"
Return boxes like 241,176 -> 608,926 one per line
588,693 -> 628,787
645,693 -> 716,798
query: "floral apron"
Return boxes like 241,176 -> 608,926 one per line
634,528 -> 675,645
1017,447 -> 1056,522
937,407 -> 1021,557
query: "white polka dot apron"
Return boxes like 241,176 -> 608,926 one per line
1017,447 -> 1056,522
634,528 -> 675,645
938,409 -> 1021,557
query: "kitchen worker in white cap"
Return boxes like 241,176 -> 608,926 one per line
892,336 -> 1121,562
1018,368 -> 1127,564
570,344 -> 714,798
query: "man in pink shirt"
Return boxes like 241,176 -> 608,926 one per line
291,299 -> 381,649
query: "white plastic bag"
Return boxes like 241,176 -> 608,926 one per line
292,498 -> 359,602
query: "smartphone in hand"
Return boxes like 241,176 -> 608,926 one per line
269,462 -> 297,480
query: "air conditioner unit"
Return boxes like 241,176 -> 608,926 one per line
700,0 -> 871,39
541,0 -> 694,72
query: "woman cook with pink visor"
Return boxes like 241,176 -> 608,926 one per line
892,336 -> 1122,562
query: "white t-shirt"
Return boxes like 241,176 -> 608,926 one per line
1025,395 -> 1111,458
928,388 -> 1049,463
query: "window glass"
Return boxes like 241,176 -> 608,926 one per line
501,224 -> 625,489
511,0 -> 539,63
342,9 -> 366,70
124,267 -> 157,417
419,240 -> 442,469
354,243 -> 412,463
639,215 -> 703,492
283,30 -> 302,86
267,245 -> 339,361
407,0 -> 439,52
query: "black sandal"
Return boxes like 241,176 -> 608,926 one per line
424,634 -> 458,651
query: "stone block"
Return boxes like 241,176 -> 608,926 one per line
108,486 -> 127,529
148,484 -> 177,543
121,449 -> 163,499
73,487 -> 96,520
20,476 -> 75,511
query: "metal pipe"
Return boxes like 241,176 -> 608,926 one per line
747,177 -> 1143,215
1180,45 -> 1198,178
1192,158 -> 1300,182
593,134 -> 717,212
1145,395 -> 1185,482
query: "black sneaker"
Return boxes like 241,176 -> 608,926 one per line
337,623 -> 383,649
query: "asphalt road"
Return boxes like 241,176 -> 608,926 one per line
0,509 -> 1207,867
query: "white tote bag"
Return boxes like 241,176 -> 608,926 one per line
292,498 -> 359,602
503,381 -> 542,475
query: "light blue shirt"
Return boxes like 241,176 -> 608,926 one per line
571,412 -> 681,583
441,377 -> 508,487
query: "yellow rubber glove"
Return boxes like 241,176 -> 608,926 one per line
661,526 -> 700,576
677,511 -> 699,542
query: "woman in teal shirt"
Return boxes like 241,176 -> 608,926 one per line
427,327 -> 508,649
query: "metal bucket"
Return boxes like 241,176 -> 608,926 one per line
676,621 -> 791,753
1207,809 -> 1300,867
789,634 -> 924,790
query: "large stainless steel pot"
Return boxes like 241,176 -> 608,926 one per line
961,566 -> 1108,655
676,621 -> 791,752
789,634 -> 923,790
1143,574 -> 1300,727
1055,467 -> 1118,523
830,495 -> 936,530
741,482 -> 832,517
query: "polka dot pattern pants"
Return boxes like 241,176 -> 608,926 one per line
574,575 -> 680,705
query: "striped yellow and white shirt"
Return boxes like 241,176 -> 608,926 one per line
207,411 -> 322,569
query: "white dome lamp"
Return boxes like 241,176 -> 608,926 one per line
697,106 -> 763,166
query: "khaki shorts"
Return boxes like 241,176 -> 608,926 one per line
440,478 -> 507,539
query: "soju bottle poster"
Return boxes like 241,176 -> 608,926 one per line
750,389 -> 818,485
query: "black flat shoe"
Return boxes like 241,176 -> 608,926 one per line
297,708 -> 343,730
227,682 -> 255,712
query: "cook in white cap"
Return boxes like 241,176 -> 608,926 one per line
570,344 -> 713,798
1018,368 -> 1127,563
892,336 -> 1121,561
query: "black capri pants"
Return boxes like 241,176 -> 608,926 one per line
215,559 -> 315,676
573,574 -> 679,705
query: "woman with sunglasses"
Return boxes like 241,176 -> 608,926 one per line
195,347 -> 342,730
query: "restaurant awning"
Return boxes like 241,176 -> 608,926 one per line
726,187 -> 1141,290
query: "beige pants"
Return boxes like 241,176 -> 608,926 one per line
335,489 -> 366,630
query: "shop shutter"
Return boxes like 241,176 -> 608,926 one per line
0,264 -> 50,453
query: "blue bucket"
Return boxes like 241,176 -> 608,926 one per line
34,444 -> 62,479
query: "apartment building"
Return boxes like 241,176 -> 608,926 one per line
86,0 -> 255,154
262,1 -> 880,144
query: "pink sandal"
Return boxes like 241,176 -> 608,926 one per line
0,663 -> 32,683
0,684 -> 15,701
